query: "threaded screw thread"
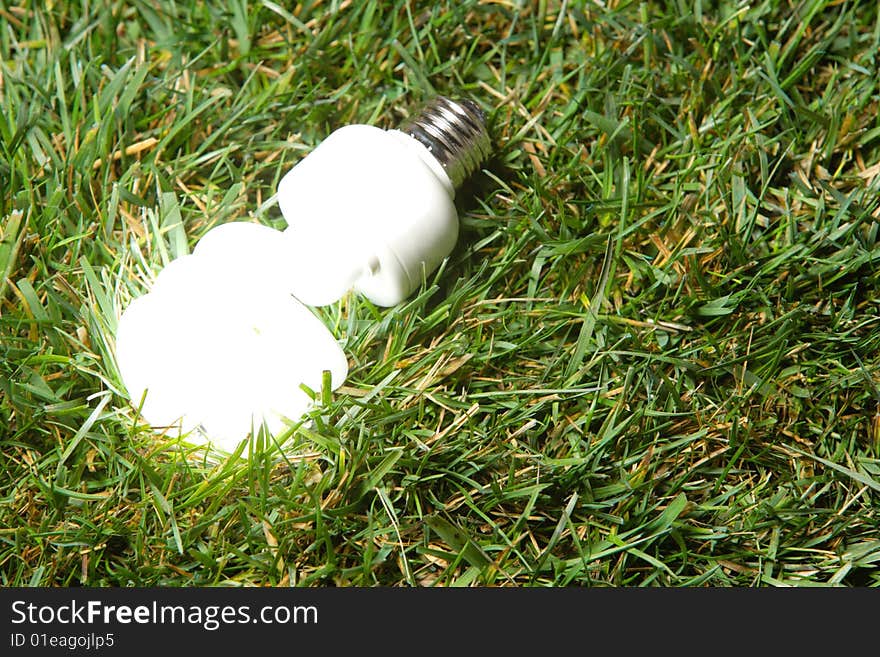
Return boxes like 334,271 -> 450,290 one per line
399,96 -> 491,189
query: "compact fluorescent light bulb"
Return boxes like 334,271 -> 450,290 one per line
279,96 -> 491,307
114,96 -> 489,452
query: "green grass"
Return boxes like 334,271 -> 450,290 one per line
2,0 -> 879,587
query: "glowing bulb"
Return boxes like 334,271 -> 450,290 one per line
113,96 -> 490,452
115,223 -> 348,451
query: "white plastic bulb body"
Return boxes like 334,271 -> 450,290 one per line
278,125 -> 458,307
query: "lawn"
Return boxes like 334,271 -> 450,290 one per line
1,0 -> 879,587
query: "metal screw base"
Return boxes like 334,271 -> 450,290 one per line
399,96 -> 491,189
